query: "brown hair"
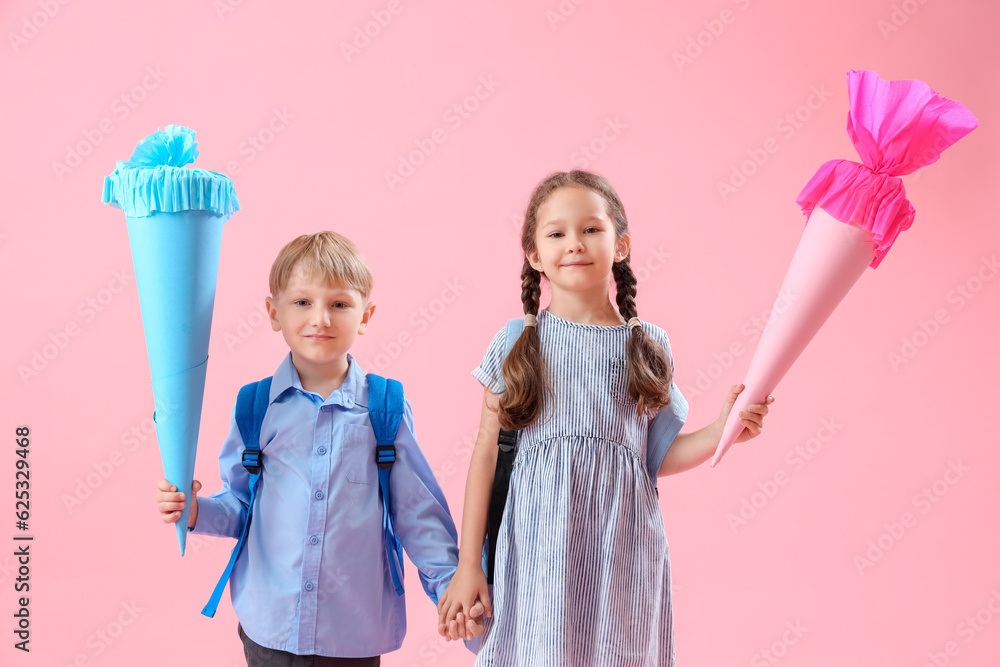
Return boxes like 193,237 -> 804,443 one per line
497,170 -> 673,430
269,231 -> 374,298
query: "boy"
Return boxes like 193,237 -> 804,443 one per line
156,231 -> 460,666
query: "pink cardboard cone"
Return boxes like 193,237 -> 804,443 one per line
711,70 -> 976,467
711,207 -> 874,466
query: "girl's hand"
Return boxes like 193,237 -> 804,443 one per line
719,384 -> 774,444
464,599 -> 487,639
437,565 -> 492,641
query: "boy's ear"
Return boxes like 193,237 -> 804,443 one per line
358,300 -> 376,335
265,296 -> 282,331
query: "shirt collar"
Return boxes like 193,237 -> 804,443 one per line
269,352 -> 365,408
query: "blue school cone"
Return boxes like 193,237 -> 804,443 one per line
102,126 -> 239,555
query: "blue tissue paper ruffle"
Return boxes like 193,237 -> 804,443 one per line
120,124 -> 200,169
102,125 -> 239,219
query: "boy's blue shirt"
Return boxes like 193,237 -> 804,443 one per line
192,352 -> 459,658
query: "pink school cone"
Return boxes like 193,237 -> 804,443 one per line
711,69 -> 977,467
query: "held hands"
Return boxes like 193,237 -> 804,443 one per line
719,384 -> 774,444
156,478 -> 201,529
437,564 -> 491,641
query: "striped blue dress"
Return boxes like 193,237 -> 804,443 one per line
471,309 -> 687,667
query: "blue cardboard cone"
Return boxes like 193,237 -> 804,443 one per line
103,126 -> 239,554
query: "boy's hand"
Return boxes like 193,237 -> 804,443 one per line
156,479 -> 201,529
437,566 -> 492,641
720,384 -> 774,444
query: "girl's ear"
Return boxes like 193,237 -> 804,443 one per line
615,234 -> 632,262
526,249 -> 542,272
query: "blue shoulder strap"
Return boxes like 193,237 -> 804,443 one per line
493,317 -> 525,394
504,318 -> 525,357
202,377 -> 272,618
366,373 -> 406,597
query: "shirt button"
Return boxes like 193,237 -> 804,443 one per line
309,535 -> 319,545
315,490 -> 324,500
304,582 -> 314,591
317,446 -> 327,455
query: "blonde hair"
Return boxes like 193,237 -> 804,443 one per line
269,231 -> 374,297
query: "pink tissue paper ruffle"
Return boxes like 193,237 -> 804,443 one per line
797,69 -> 977,268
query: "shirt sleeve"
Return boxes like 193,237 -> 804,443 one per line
471,325 -> 509,395
189,403 -> 251,539
389,397 -> 460,606
644,325 -> 689,483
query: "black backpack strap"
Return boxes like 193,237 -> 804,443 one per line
486,430 -> 519,583
484,317 -> 526,584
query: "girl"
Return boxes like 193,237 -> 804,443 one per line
437,170 -> 773,666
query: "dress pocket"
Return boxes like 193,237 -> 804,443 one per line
608,357 -> 633,404
342,424 -> 374,485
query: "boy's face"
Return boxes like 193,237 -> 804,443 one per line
265,267 -> 375,379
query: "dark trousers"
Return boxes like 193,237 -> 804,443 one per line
239,624 -> 380,667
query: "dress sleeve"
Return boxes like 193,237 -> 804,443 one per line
644,324 -> 689,483
471,325 -> 509,395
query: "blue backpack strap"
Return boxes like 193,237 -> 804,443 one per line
202,376 -> 272,618
366,373 -> 406,597
504,317 -> 525,356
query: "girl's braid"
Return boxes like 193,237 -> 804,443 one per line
521,257 -> 542,316
612,257 -> 638,321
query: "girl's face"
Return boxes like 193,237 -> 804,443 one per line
527,185 -> 630,293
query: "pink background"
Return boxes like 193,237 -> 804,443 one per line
2,0 -> 998,665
